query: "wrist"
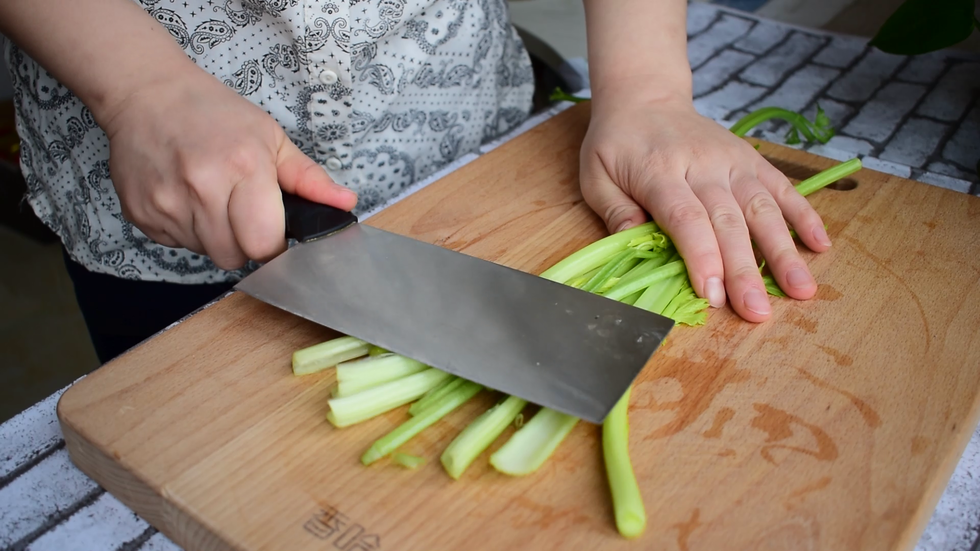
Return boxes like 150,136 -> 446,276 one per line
589,73 -> 694,116
94,58 -> 206,136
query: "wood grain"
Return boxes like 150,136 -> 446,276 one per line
58,104 -> 980,551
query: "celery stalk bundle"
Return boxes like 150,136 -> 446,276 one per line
287,152 -> 860,539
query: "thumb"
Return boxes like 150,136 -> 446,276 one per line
276,137 -> 358,211
580,162 -> 648,233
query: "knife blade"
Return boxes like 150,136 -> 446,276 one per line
234,194 -> 674,424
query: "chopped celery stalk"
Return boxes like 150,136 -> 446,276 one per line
671,297 -> 710,326
392,452 -> 425,469
333,354 -> 429,397
581,250 -> 636,293
368,345 -> 390,356
662,287 -> 696,320
409,376 -> 465,416
361,381 -> 483,465
633,272 -> 686,314
440,395 -> 528,480
489,408 -> 579,476
327,368 -> 451,428
292,336 -> 370,376
603,387 -> 646,539
412,375 -> 457,410
619,290 -> 642,306
604,260 -> 687,302
763,275 -> 787,297
539,222 -> 658,284
610,254 -> 670,292
795,158 -> 862,197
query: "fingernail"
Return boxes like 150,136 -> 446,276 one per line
704,277 -> 726,308
786,267 -> 811,289
743,287 -> 771,316
813,225 -> 832,247
615,220 -> 635,233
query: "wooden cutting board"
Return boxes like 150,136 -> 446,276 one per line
58,103 -> 980,551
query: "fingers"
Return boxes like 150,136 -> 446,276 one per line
580,154 -> 648,233
276,138 -> 358,211
758,162 -> 832,253
633,170 -> 728,310
228,163 -> 288,264
691,177 -> 772,321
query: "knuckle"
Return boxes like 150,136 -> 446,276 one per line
666,202 -> 708,230
744,190 -> 782,221
708,205 -> 743,230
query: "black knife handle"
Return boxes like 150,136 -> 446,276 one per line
282,192 -> 358,242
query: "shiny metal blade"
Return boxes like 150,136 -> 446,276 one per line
235,224 -> 674,424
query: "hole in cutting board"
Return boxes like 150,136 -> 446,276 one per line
827,180 -> 858,191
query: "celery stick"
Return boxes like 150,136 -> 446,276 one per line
539,222 -> 658,283
361,381 -> 483,465
795,158 -> 862,197
618,290 -> 643,306
392,452 -> 425,469
292,336 -> 370,376
333,354 -> 429,397
604,260 -> 687,302
603,387 -> 646,539
327,369 -> 451,428
368,345 -> 389,356
671,297 -> 711,327
610,254 -> 670,292
662,287 -> 696,320
413,375 -> 456,409
440,395 -> 528,479
489,408 -> 579,476
581,250 -> 636,293
633,272 -> 686,314
409,376 -> 465,416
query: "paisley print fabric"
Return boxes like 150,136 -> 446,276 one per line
2,0 -> 534,283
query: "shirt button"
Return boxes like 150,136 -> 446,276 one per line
325,157 -> 343,171
319,70 -> 338,85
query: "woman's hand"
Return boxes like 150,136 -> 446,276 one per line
100,65 -> 357,270
580,95 -> 831,322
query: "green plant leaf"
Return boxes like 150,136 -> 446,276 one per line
870,0 -> 977,55
784,126 -> 802,145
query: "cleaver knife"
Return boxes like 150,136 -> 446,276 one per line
234,194 -> 674,424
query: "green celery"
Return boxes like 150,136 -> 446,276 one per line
795,158 -> 862,197
763,275 -> 787,297
608,253 -> 671,293
618,290 -> 643,306
604,260 -> 687,302
633,272 -> 686,314
409,376 -> 465,416
662,287 -> 696,320
361,381 -> 483,465
292,336 -> 370,376
603,387 -> 646,539
539,222 -> 658,284
670,296 -> 711,326
333,354 -> 429,397
368,345 -> 390,356
581,250 -> 637,293
489,407 -> 579,476
327,368 -> 452,428
441,395 -> 528,479
392,452 -> 425,469
729,106 -> 834,144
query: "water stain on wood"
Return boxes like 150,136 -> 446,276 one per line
816,345 -> 853,366
509,496 -> 594,530
636,351 -> 750,440
750,403 -> 839,464
794,367 -> 881,428
717,448 -> 737,458
703,408 -> 736,439
815,284 -> 842,301
785,309 -> 818,334
787,476 -> 832,500
673,508 -> 701,551
923,220 -> 937,230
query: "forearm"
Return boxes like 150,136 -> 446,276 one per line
583,0 -> 692,110
0,0 -> 198,125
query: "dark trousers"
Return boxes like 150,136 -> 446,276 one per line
62,250 -> 235,364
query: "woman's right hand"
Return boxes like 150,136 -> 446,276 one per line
99,65 -> 358,270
